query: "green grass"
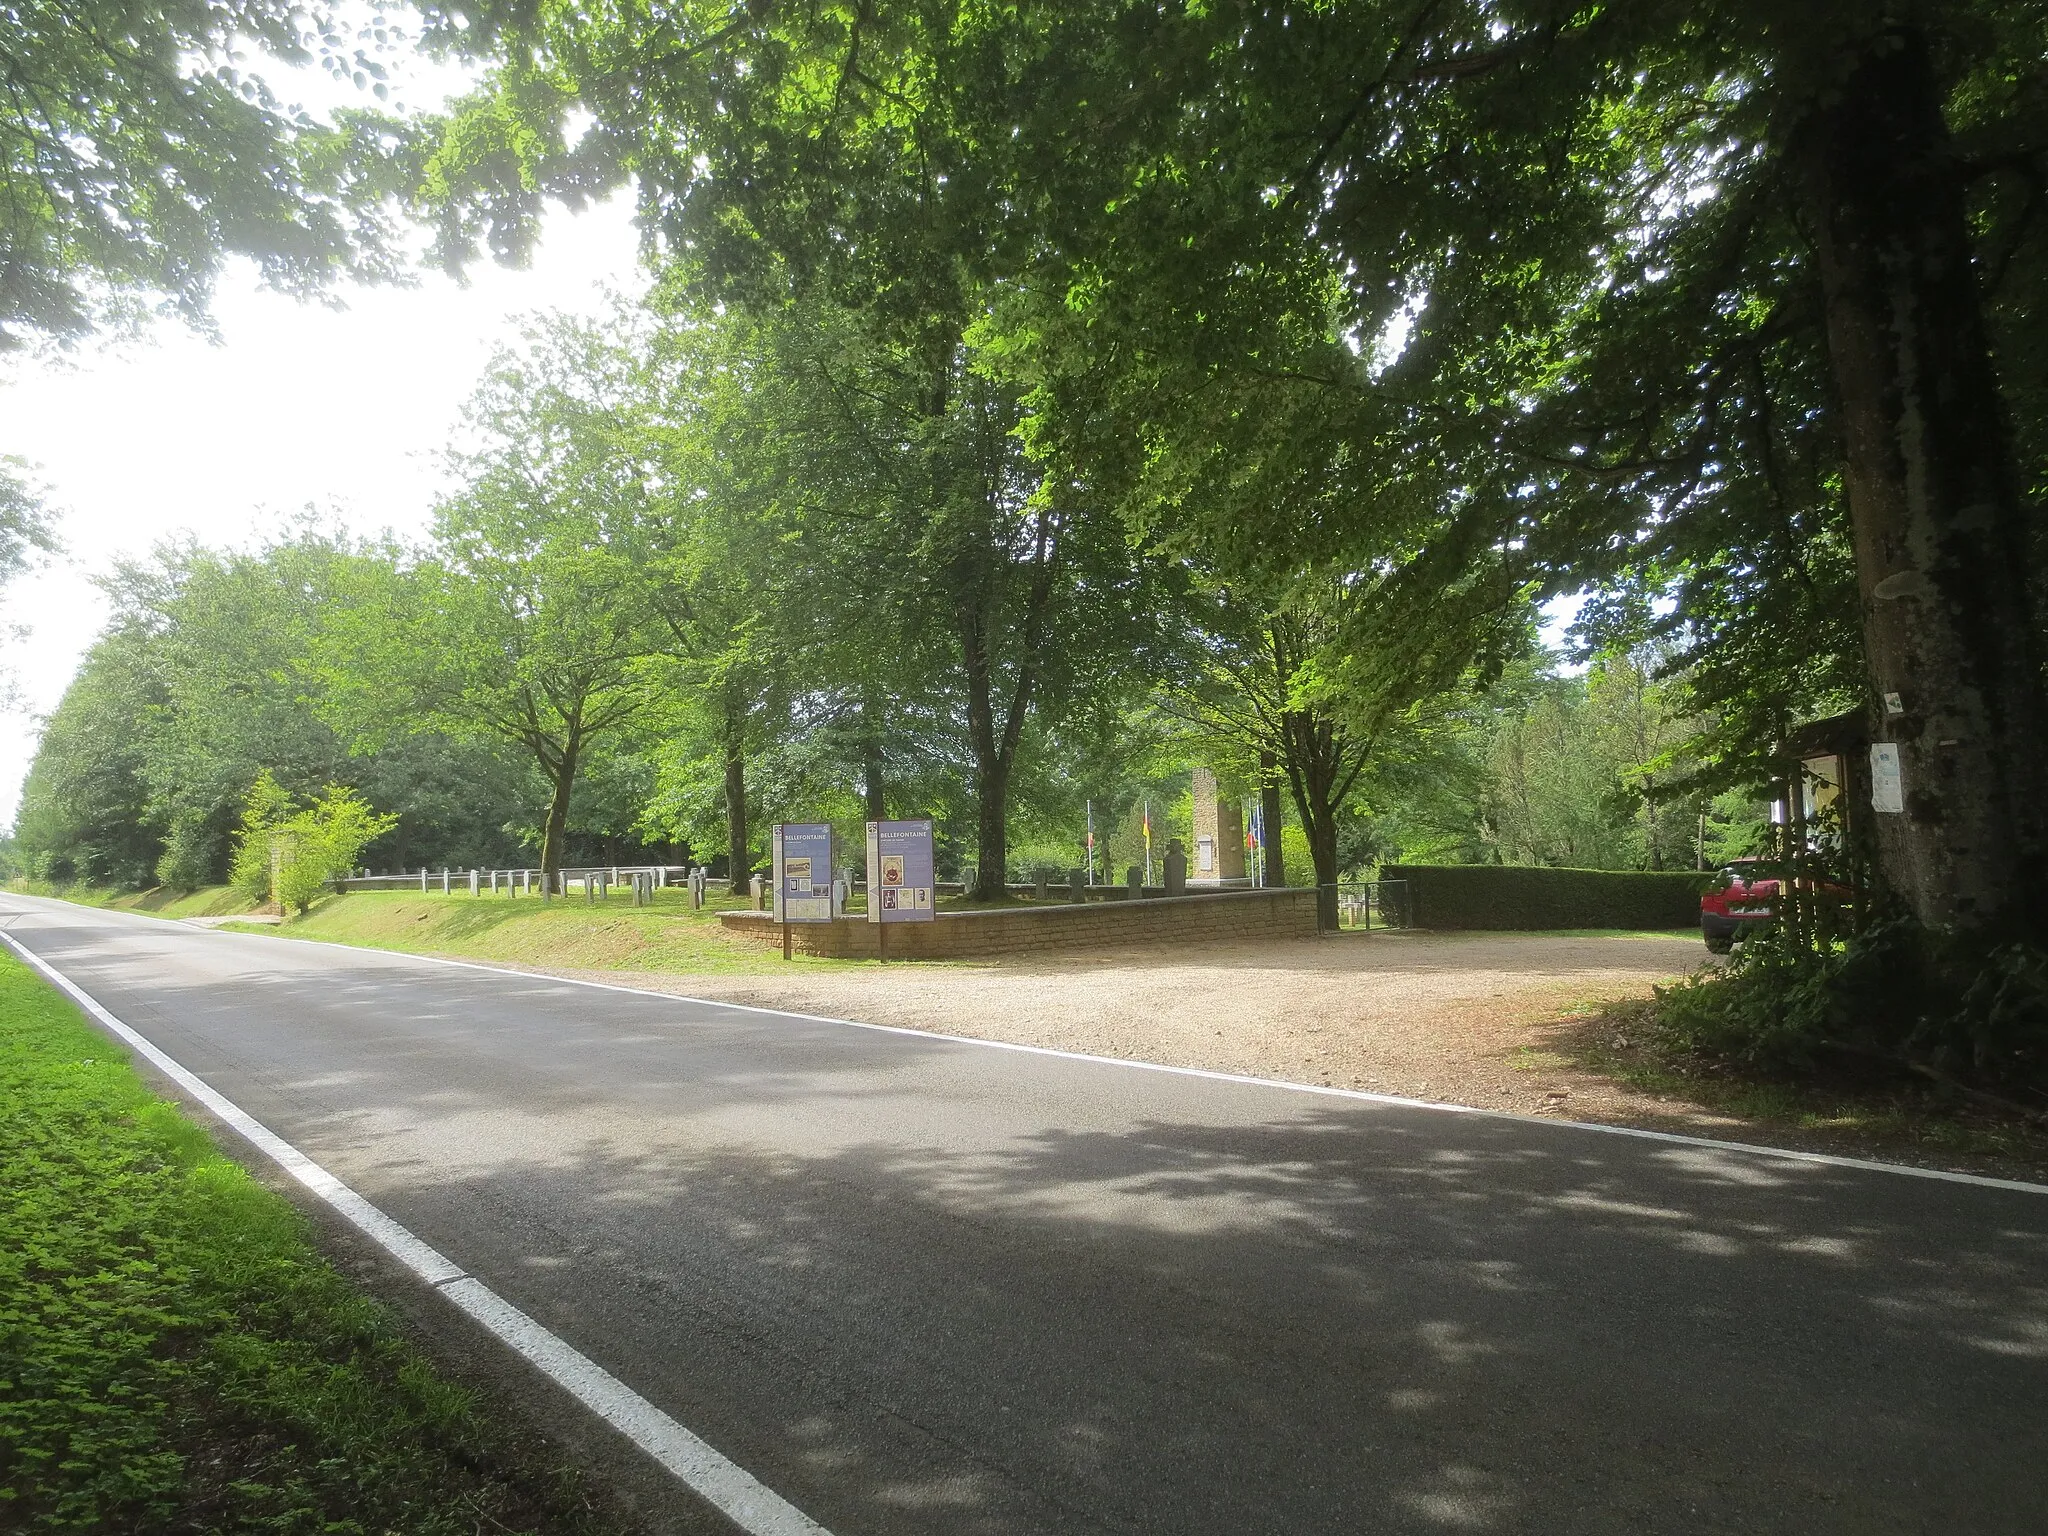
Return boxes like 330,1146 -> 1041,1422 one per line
0,947 -> 638,1533
6,881 -> 257,920
264,887 -> 865,974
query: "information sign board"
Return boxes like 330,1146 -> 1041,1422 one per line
1870,743 -> 1905,814
773,823 -> 837,922
865,818 -> 935,923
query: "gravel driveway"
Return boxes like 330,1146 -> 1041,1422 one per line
543,929 -> 1717,1129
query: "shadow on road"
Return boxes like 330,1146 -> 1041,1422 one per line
32,912 -> 2048,1536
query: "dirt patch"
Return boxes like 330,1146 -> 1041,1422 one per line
441,926 -> 2048,1179
523,929 -> 1732,1122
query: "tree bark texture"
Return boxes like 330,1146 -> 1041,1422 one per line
861,691 -> 887,822
1259,752 -> 1287,889
538,740 -> 579,882
722,727 -> 749,885
1796,28 -> 2048,938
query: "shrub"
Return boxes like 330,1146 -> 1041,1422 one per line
228,771 -> 295,904
272,787 -> 397,914
153,812 -> 216,892
1655,918 -> 2048,1092
228,774 -> 396,913
1379,863 -> 1715,930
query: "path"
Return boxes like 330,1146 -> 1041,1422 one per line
3,894 -> 2043,1535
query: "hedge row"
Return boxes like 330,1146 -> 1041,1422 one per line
1378,864 -> 1716,930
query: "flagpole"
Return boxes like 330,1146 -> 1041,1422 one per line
1143,798 -> 1152,886
1086,800 -> 1095,885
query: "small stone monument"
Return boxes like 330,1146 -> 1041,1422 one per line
1069,867 -> 1086,903
1164,838 -> 1188,897
1126,865 -> 1143,900
1035,870 -> 1051,902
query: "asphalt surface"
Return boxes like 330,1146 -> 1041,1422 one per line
5,892 -> 2046,1535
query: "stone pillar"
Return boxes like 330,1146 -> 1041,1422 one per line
1216,800 -> 1247,882
1126,865 -> 1143,900
1192,767 -> 1220,883
1164,839 -> 1188,897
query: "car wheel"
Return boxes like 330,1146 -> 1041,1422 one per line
1703,933 -> 1734,955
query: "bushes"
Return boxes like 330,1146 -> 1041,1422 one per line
1655,919 -> 2048,1092
1379,863 -> 1715,930
229,772 -> 397,914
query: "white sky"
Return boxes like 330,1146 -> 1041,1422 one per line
0,28 -> 646,827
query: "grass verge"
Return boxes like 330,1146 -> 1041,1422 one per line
0,945 -> 639,1534
1548,996 -> 2048,1178
5,881 -> 256,919
259,887 -> 864,975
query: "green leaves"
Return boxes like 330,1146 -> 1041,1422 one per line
2,0 -> 418,349
226,772 -> 396,912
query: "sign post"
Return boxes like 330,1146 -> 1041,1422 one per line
865,818 -> 935,962
772,823 -> 838,960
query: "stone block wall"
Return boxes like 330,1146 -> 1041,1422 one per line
718,886 -> 1320,959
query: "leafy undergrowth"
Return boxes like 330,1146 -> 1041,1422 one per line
0,947 -> 641,1534
261,888 -> 861,974
1552,996 -> 2048,1179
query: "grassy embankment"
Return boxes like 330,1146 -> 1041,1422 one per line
8,880 -> 257,919
245,885 -> 867,974
0,945 -> 638,1534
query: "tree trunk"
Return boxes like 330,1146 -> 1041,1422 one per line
1300,788 -> 1340,931
1259,751 -> 1287,888
975,759 -> 1010,901
961,602 -> 1036,902
861,690 -> 887,822
539,743 -> 578,882
1796,27 -> 2048,939
723,734 -> 749,885
1281,714 -> 1342,930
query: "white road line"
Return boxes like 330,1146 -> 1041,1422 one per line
178,918 -> 2048,1201
0,929 -> 834,1536
15,890 -> 2048,1201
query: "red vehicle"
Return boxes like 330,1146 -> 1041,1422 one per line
1699,858 -> 1855,952
1700,860 -> 1779,953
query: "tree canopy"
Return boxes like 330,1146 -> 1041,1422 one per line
3,0 -> 416,350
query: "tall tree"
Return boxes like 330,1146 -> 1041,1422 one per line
0,458 -> 59,704
422,6 -> 1164,896
1007,0 -> 2048,941
320,322 -> 664,880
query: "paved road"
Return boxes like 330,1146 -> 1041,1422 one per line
6,893 -> 2046,1535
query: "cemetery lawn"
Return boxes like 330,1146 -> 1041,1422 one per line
0,945 -> 639,1535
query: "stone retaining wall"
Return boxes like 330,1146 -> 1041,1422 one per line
719,886 -> 1319,959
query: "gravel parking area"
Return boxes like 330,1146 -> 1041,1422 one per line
540,929 -> 1724,1130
